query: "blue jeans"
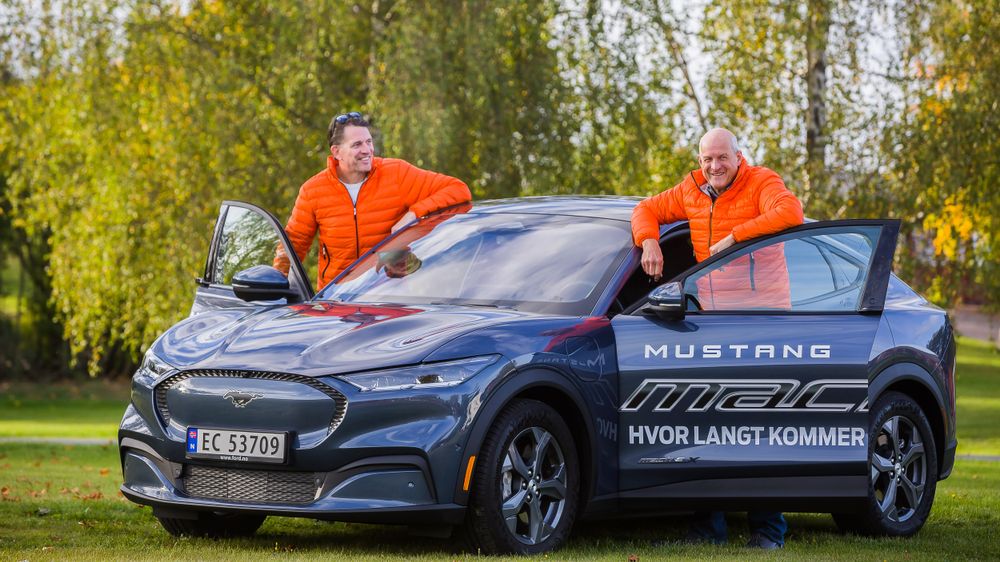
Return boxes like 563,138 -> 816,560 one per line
689,511 -> 787,545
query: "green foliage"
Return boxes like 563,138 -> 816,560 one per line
371,1 -> 578,198
883,0 -> 1000,310
0,0 -> 997,375
1,1 -> 370,373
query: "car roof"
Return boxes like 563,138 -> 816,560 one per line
467,195 -> 643,221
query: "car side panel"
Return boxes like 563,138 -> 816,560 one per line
879,304 -> 957,478
614,313 -> 876,501
426,316 -> 621,507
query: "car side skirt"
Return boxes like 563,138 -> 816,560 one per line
615,475 -> 867,513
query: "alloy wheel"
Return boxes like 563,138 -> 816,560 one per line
871,415 -> 927,523
499,426 -> 568,545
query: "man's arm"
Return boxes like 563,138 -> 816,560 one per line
730,174 -> 804,243
393,161 -> 472,232
273,186 -> 317,273
631,184 -> 688,279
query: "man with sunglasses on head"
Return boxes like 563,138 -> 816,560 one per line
274,112 -> 471,290
632,127 -> 803,550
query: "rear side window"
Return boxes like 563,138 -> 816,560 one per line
682,226 -> 881,312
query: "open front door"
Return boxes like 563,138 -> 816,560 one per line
191,201 -> 312,315
612,220 -> 900,508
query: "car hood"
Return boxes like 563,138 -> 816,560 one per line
152,302 -> 528,377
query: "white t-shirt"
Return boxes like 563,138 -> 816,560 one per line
342,180 -> 365,205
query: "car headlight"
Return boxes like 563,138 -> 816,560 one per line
339,355 -> 500,392
134,349 -> 175,386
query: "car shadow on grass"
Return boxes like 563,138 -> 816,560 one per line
241,512 -> 848,555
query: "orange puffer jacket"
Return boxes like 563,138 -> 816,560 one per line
631,162 -> 803,262
277,156 -> 471,289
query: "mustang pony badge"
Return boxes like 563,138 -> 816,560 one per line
224,390 -> 264,408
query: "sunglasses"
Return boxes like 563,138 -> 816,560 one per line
334,111 -> 363,124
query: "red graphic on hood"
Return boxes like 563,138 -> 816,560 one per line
288,302 -> 422,328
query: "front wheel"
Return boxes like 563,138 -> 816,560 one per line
834,391 -> 937,536
463,399 -> 579,554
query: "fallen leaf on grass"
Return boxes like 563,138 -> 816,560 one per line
42,546 -> 55,551
28,489 -> 48,498
77,520 -> 94,528
79,491 -> 103,501
1,486 -> 9,497
99,468 -> 110,476
36,507 -> 51,516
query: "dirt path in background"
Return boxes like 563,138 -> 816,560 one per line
951,304 -> 999,345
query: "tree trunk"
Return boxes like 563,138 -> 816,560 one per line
805,0 -> 832,212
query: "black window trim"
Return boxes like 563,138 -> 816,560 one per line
202,200 -> 314,301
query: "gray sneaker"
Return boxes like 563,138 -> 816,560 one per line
746,533 -> 783,549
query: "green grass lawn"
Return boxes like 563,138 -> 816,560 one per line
0,379 -> 129,439
0,338 -> 997,560
0,443 -> 996,561
953,337 -> 1000,455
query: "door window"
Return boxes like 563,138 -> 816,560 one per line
682,226 -> 882,312
214,206 -> 292,286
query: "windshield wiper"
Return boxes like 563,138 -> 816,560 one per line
429,301 -> 513,310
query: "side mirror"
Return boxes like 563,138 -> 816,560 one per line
647,281 -> 685,320
232,265 -> 300,303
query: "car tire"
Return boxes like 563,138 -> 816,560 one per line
463,399 -> 579,555
833,391 -> 938,537
157,511 -> 266,538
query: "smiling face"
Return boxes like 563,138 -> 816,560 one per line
331,125 -> 374,182
698,129 -> 743,192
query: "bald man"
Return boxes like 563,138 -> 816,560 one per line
632,128 -> 803,280
631,128 -> 803,549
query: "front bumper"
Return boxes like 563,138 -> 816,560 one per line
119,358 -> 515,524
120,437 -> 465,524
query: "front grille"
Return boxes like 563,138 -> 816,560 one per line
154,369 -> 348,433
181,465 -> 318,504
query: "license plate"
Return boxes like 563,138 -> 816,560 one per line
186,428 -> 287,464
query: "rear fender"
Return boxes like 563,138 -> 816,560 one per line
869,362 -> 952,478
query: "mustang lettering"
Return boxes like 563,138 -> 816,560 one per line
643,343 -> 832,360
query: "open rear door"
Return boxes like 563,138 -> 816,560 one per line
191,201 -> 312,315
613,219 -> 900,508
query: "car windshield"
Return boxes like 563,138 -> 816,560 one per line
317,212 -> 633,315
